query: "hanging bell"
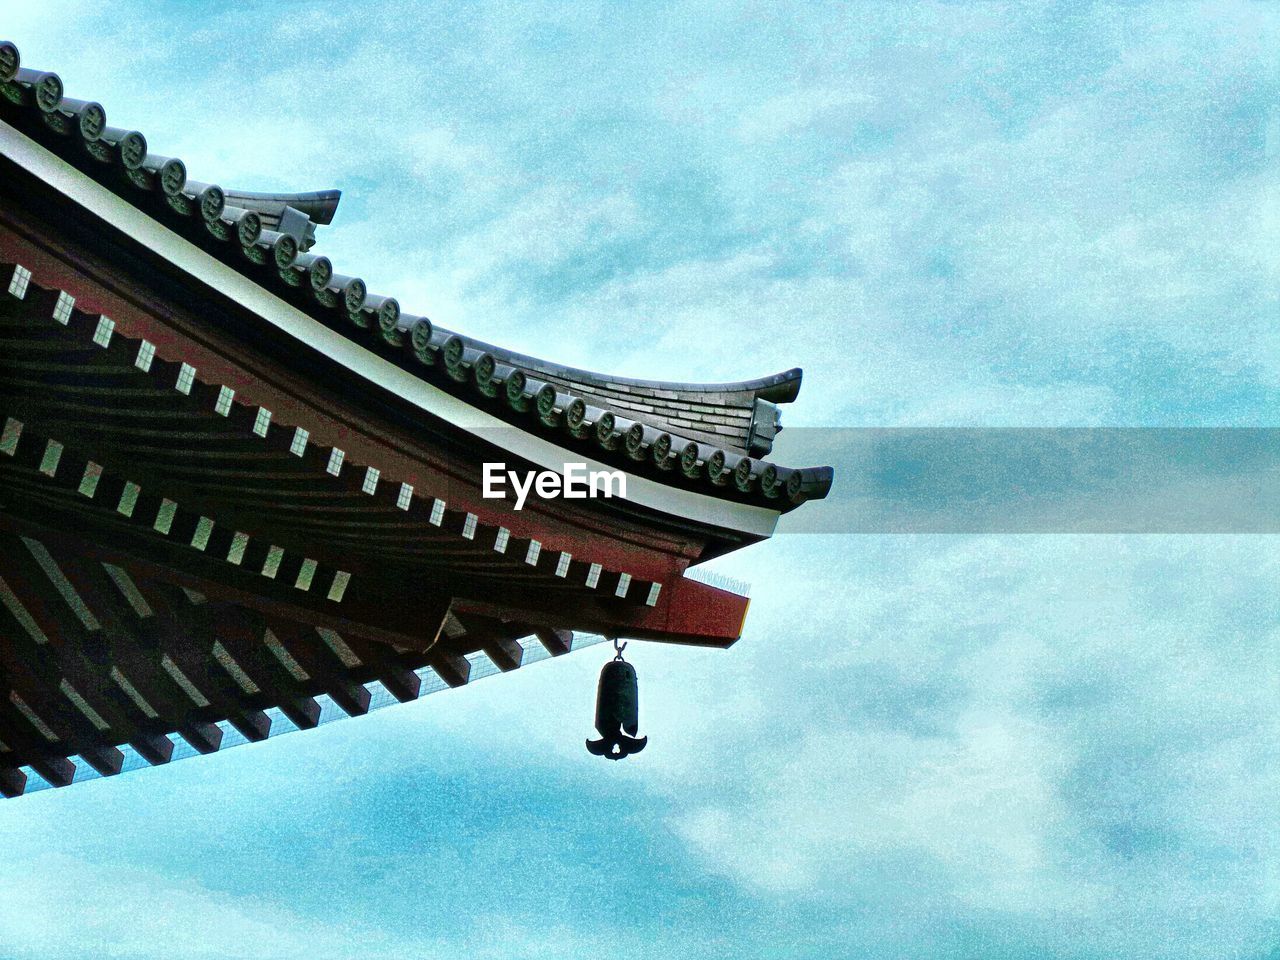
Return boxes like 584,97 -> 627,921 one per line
586,640 -> 647,760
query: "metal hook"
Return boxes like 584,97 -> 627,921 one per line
612,636 -> 627,660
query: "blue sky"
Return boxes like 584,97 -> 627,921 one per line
3,2 -> 1280,957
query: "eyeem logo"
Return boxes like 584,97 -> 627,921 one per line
483,462 -> 626,511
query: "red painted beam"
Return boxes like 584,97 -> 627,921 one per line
455,573 -> 749,648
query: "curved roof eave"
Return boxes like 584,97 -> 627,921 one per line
0,120 -> 785,539
0,42 -> 834,515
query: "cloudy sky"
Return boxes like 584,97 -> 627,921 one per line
3,2 -> 1280,958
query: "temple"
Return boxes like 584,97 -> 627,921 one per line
0,41 -> 832,797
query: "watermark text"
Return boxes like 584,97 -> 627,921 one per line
482,462 -> 626,510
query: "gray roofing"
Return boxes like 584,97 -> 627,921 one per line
0,41 -> 833,511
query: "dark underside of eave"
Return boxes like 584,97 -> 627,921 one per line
0,274 -> 749,647
0,519 -> 585,796
0,283 -> 749,796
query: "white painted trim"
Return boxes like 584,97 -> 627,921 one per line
0,123 -> 779,538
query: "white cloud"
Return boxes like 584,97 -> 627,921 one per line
663,534 -> 1280,958
736,87 -> 876,143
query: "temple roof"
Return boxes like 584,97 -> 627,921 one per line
0,38 -> 827,797
0,41 -> 832,512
